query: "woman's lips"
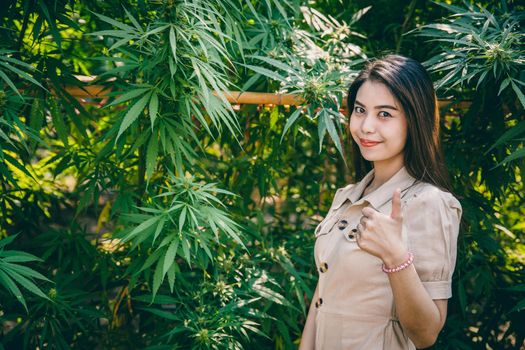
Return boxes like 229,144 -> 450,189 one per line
359,138 -> 381,147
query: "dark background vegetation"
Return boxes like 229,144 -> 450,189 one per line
0,0 -> 524,349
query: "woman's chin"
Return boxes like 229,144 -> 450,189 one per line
359,151 -> 379,162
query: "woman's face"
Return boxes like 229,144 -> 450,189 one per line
349,80 -> 408,167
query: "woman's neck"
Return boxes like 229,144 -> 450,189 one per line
367,159 -> 405,193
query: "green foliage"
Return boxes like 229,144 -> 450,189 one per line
411,1 -> 525,348
1,0 -> 321,348
0,235 -> 50,311
0,0 -> 524,349
120,174 -> 245,300
242,5 -> 368,158
415,1 -> 525,168
416,2 -> 524,104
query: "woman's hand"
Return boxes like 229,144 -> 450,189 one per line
356,188 -> 408,267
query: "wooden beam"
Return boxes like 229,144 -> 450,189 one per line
218,91 -> 304,105
66,75 -> 471,110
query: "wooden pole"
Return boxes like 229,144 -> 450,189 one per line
67,75 -> 471,110
218,91 -> 304,106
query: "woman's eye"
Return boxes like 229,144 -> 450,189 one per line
379,111 -> 392,118
354,106 -> 365,114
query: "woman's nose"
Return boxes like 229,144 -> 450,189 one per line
361,115 -> 375,134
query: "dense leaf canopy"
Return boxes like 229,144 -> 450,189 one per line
0,0 -> 524,349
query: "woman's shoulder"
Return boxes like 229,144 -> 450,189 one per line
407,181 -> 462,212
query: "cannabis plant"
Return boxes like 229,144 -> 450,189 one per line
413,1 -> 525,348
415,1 -> 525,167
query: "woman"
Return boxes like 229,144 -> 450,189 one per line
299,55 -> 462,349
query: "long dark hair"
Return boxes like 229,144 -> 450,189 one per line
347,54 -> 453,193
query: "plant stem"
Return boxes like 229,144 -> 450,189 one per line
137,128 -> 146,206
395,0 -> 417,53
15,0 -> 34,58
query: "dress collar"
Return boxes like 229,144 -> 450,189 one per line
332,166 -> 418,211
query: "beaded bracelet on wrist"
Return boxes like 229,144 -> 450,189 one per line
381,252 -> 414,274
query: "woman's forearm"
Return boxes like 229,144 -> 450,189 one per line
356,191 -> 449,347
299,282 -> 319,350
384,254 -> 446,348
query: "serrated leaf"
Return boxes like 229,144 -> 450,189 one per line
350,6 -> 372,24
486,120 -> 525,154
0,270 -> 26,310
317,109 -> 327,151
0,250 -> 41,263
116,92 -> 151,141
4,153 -> 34,180
498,77 -> 511,95
167,263 -> 176,293
240,63 -> 285,82
0,61 -> 44,90
138,249 -> 164,274
151,259 -> 165,302
248,55 -> 296,75
270,106 -> 279,130
509,298 -> 525,313
252,284 -> 290,307
93,12 -> 135,32
3,262 -> 50,282
180,238 -> 191,266
143,24 -> 169,38
169,26 -> 177,62
0,69 -> 20,97
281,108 -> 302,143
162,239 -> 178,275
140,306 -> 179,320
271,0 -> 289,24
178,206 -> 187,234
499,147 -> 525,166
124,7 -> 142,32
198,238 -> 213,261
3,267 -> 50,300
29,98 -> 44,148
124,215 -> 160,242
106,88 -> 150,108
149,92 -> 159,128
145,135 -> 159,180
37,0 -> 61,49
152,216 -> 166,245
134,294 -> 178,304
324,110 -> 344,156
49,98 -> 69,146
241,73 -> 261,91
511,80 -> 525,109
0,235 -> 17,249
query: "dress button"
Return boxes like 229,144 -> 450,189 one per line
348,228 -> 357,239
319,262 -> 328,273
338,219 -> 348,230
315,298 -> 323,308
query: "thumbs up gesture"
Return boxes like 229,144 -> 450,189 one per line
356,188 -> 408,266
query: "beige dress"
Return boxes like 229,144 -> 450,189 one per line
313,166 -> 462,349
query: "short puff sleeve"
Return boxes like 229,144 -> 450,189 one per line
403,187 -> 462,299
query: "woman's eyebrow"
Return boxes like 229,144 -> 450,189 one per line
375,104 -> 398,110
355,100 -> 398,110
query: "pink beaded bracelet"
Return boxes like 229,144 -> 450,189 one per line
381,252 -> 414,274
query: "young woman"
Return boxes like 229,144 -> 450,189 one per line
299,55 -> 462,349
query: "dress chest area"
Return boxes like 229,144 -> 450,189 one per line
314,201 -> 394,302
